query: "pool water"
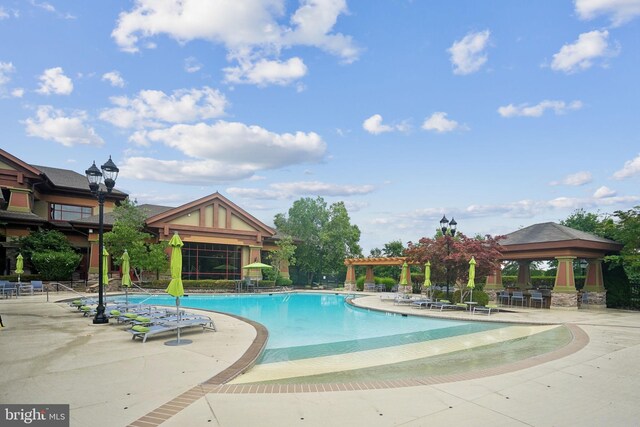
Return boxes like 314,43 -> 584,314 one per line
126,293 -> 507,362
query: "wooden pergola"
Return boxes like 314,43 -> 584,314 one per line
344,256 -> 421,292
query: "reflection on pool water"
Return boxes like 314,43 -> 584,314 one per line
125,293 -> 572,384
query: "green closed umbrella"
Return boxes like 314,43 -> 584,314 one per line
467,257 -> 476,302
423,261 -> 432,296
102,248 -> 110,288
400,262 -> 409,291
165,233 -> 190,345
121,250 -> 132,308
15,254 -> 24,284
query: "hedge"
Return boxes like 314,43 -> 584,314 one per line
501,275 -> 586,289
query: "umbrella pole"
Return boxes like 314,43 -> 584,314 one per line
176,297 -> 181,344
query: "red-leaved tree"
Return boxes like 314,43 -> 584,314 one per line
404,232 -> 504,295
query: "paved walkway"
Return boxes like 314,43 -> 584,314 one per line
1,292 -> 640,426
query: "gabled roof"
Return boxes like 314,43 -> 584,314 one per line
146,192 -> 275,236
502,222 -> 618,246
0,148 -> 42,177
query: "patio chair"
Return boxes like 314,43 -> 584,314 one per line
31,281 -> 44,294
511,291 -> 525,307
529,291 -> 545,308
498,291 -> 510,306
1,282 -> 18,299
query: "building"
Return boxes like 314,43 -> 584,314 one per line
0,148 -> 285,282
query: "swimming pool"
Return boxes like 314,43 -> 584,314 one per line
124,293 -> 572,384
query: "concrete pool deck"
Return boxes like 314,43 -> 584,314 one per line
1,292 -> 640,426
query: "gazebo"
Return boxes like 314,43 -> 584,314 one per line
486,222 -> 623,307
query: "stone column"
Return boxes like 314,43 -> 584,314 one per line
485,267 -> 503,299
582,258 -> 606,309
552,256 -> 577,308
364,266 -> 375,289
344,264 -> 357,292
516,261 -> 532,289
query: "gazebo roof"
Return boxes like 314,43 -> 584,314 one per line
502,222 -> 618,246
500,222 -> 622,260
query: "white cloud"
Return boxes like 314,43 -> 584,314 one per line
0,62 -> 15,87
100,86 -> 228,129
362,114 -> 393,135
11,88 -> 24,98
498,100 -> 583,117
421,112 -> 462,133
575,0 -> 640,26
0,8 -> 8,19
119,121 -> 327,184
224,57 -> 307,86
36,67 -> 73,95
550,171 -> 593,186
23,105 -> 104,147
111,0 -> 358,86
593,186 -> 617,198
448,30 -> 491,75
551,30 -> 617,73
102,71 -> 125,87
227,181 -> 375,200
184,56 -> 202,73
613,153 -> 640,179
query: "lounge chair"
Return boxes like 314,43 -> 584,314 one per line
128,317 -> 215,343
473,304 -> 499,315
393,294 -> 417,305
411,298 -> 433,309
379,293 -> 399,302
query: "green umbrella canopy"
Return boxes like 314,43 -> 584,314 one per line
243,262 -> 272,269
15,254 -> 24,275
467,257 -> 476,289
102,248 -> 110,286
423,261 -> 432,287
165,233 -> 184,298
400,262 -> 409,286
121,250 -> 132,287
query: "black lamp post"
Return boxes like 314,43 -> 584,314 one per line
85,157 -> 119,324
439,215 -> 457,299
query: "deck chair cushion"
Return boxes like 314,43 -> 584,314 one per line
132,325 -> 149,333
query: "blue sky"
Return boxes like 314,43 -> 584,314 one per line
1,0 -> 639,252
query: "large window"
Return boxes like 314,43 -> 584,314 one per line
182,242 -> 242,280
50,203 -> 93,221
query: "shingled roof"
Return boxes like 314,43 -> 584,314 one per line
502,222 -> 618,246
33,164 -> 127,196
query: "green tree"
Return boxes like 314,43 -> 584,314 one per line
15,229 -> 81,280
405,232 -> 504,299
369,239 -> 405,280
274,197 -> 362,284
103,199 -> 168,282
601,206 -> 640,282
268,235 -> 297,283
560,208 -> 604,235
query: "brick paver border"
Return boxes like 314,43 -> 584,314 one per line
128,307 -> 588,426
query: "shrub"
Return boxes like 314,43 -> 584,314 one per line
31,250 -> 82,281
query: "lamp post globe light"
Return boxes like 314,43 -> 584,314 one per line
85,157 -> 119,325
439,215 -> 457,299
